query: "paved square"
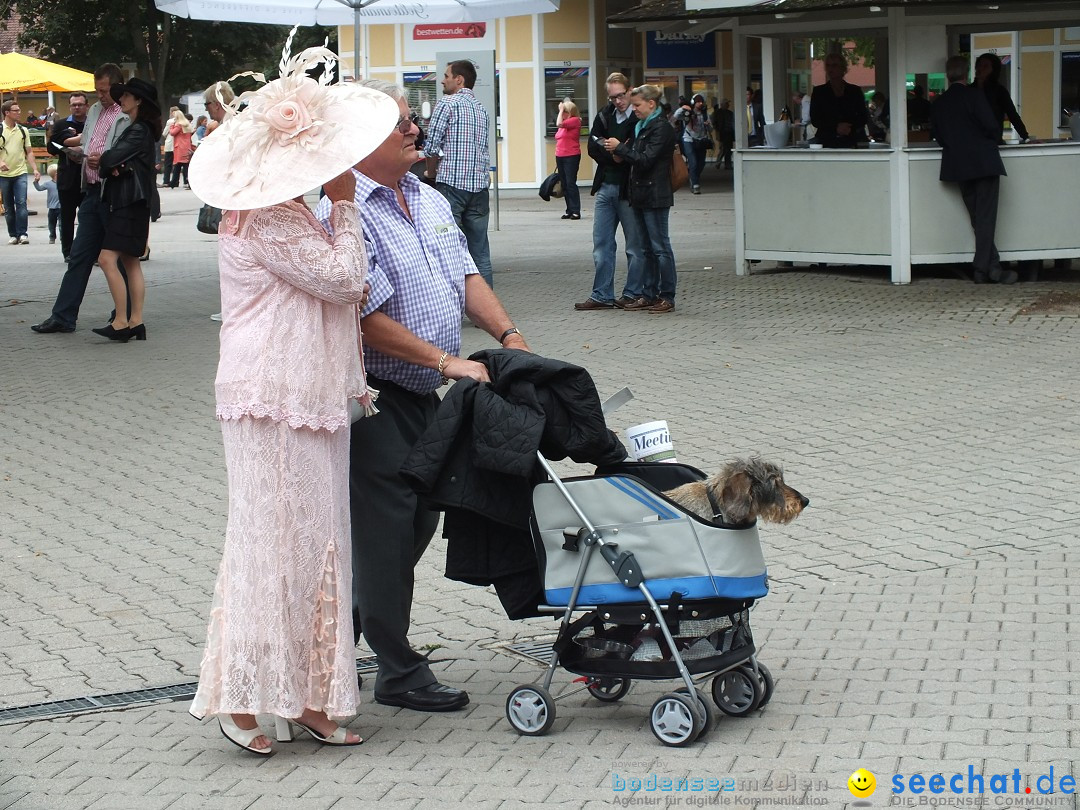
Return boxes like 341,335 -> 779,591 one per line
1,174 -> 1077,809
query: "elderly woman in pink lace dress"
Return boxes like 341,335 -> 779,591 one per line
185,42 -> 399,755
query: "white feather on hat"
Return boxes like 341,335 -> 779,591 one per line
189,30 -> 398,211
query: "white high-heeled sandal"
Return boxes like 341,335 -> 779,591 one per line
189,707 -> 273,756
221,715 -> 274,755
274,716 -> 363,746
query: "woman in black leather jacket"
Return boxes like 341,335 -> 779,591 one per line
92,77 -> 161,342
603,84 -> 678,313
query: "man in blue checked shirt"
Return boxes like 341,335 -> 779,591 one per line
316,79 -> 529,713
423,59 -> 493,288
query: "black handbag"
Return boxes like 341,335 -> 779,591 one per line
538,171 -> 564,201
197,204 -> 222,234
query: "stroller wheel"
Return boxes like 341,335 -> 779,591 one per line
650,692 -> 704,747
586,677 -> 632,702
506,685 -> 556,736
741,662 -> 774,709
675,687 -> 715,740
712,667 -> 763,717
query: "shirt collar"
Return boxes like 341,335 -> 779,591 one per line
613,106 -> 631,124
354,166 -> 422,203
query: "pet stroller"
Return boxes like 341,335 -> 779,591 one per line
505,454 -> 774,747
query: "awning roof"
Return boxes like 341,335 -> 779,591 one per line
608,0 -> 1080,31
0,51 -> 95,94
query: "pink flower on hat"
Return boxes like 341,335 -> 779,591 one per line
264,98 -> 313,144
258,79 -> 322,146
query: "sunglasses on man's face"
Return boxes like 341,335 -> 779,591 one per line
395,113 -> 420,134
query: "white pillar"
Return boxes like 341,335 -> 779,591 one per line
888,7 -> 911,284
733,23 -> 749,277
760,36 -> 783,124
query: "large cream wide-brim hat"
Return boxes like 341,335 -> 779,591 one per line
189,78 -> 398,211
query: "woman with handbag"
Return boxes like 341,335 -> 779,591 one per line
673,93 -> 712,194
554,99 -> 582,219
185,41 -> 399,755
91,77 -> 160,342
603,84 -> 679,313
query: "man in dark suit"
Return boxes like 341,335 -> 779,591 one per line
47,92 -> 88,260
931,56 -> 1017,284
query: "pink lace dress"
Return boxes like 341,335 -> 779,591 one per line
190,200 -> 372,719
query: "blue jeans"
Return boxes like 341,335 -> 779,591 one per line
0,173 -> 28,239
589,182 -> 645,303
49,186 -> 127,328
683,139 -> 708,188
555,154 -> 581,216
436,182 -> 492,288
634,206 -> 677,303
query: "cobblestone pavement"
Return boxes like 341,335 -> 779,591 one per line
2,173 -> 1078,810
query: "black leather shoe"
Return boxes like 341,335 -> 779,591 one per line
30,317 -> 74,333
374,683 -> 469,712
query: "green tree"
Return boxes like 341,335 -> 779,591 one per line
809,37 -> 877,69
0,0 -> 335,106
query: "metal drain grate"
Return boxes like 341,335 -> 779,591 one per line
0,656 -> 379,726
500,639 -> 556,666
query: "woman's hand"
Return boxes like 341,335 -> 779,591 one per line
323,170 -> 356,203
603,137 -> 620,152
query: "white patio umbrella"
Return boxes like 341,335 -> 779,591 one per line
154,0 -> 561,78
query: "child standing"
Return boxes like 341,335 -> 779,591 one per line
33,164 -> 60,245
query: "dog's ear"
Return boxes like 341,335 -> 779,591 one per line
720,471 -> 753,523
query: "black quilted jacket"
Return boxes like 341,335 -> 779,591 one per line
400,350 -> 626,619
400,349 -> 627,527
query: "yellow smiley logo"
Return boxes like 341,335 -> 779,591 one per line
848,768 -> 877,798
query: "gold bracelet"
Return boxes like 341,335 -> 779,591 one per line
437,350 -> 450,386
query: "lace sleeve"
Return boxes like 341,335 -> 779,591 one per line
245,201 -> 368,305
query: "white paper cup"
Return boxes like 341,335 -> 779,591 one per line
625,420 -> 677,463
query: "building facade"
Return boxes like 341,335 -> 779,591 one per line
338,3 -> 1079,189
339,0 -> 737,189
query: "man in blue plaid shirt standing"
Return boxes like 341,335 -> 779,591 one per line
317,79 -> 528,713
423,60 -> 493,287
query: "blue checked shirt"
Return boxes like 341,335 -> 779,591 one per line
424,88 -> 490,192
316,169 -> 478,395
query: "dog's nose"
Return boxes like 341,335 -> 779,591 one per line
800,496 -> 809,508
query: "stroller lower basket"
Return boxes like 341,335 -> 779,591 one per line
559,607 -> 755,679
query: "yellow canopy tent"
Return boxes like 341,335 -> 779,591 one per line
0,51 -> 95,94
